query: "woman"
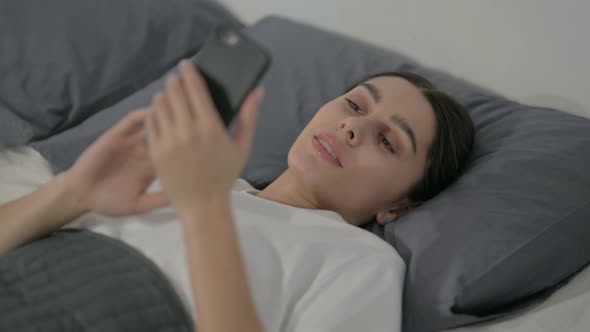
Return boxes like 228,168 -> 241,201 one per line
0,60 -> 473,332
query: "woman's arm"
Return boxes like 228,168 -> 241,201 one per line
0,173 -> 84,255
0,110 -> 168,256
145,60 -> 265,332
179,197 -> 263,332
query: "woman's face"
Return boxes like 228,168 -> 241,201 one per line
287,76 -> 437,225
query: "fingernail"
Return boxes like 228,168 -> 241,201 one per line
166,74 -> 176,84
179,59 -> 191,68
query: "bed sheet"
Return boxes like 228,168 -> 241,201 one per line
1,146 -> 588,332
444,267 -> 590,332
0,146 -> 54,205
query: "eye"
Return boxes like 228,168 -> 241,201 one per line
345,97 -> 395,154
345,98 -> 364,114
380,134 -> 395,154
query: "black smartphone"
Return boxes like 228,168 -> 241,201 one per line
191,25 -> 271,127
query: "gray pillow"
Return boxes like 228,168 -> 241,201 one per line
33,67 -> 179,171
237,16 -> 590,332
0,0 -> 241,148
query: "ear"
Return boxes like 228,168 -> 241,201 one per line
375,199 -> 418,225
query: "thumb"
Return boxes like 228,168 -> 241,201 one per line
135,192 -> 170,214
233,87 -> 264,161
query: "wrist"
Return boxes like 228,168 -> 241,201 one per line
176,192 -> 230,220
54,172 -> 91,218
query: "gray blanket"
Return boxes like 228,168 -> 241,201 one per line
0,229 -> 193,332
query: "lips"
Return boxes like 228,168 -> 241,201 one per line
313,133 -> 343,167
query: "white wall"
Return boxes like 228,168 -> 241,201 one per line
219,0 -> 590,118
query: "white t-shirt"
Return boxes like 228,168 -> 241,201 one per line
67,178 -> 406,332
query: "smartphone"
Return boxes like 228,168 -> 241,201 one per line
191,25 -> 271,127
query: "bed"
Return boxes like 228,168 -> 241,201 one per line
1,1 -> 589,332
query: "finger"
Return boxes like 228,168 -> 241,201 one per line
232,87 -> 264,161
179,60 -> 219,124
113,108 -> 150,136
152,92 -> 174,134
135,192 -> 170,214
145,110 -> 160,146
129,129 -> 151,157
128,127 -> 146,147
165,74 -> 193,129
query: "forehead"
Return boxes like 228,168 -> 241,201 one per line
360,76 -> 437,155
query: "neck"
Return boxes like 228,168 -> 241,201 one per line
253,169 -> 373,226
254,169 -> 320,211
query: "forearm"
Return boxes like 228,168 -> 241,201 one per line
0,172 -> 87,255
179,195 -> 264,332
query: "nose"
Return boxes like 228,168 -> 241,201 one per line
339,116 -> 371,147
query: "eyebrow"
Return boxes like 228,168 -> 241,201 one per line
391,115 -> 417,155
359,82 -> 418,155
360,82 -> 382,103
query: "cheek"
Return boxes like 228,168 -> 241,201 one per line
336,159 -> 391,195
311,102 -> 343,124
347,157 -> 412,199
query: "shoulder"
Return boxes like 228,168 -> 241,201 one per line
330,222 -> 405,266
301,224 -> 406,285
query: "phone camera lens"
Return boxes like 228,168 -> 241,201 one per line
219,28 -> 240,47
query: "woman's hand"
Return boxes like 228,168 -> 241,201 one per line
145,60 -> 264,214
64,110 -> 169,217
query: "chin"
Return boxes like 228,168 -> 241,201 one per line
287,143 -> 324,185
